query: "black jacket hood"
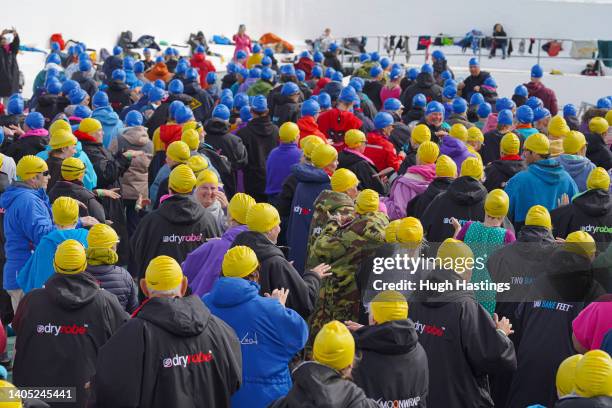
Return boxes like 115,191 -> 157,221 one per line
356,320 -> 419,355
46,273 -> 99,311
415,72 -> 435,88
108,79 -> 129,92
232,230 -> 285,262
244,116 -> 276,138
491,159 -> 527,178
204,118 -> 231,136
136,295 -> 210,337
517,225 -> 555,243
447,176 -> 487,205
157,194 -> 206,225
573,189 -> 612,217
411,268 -> 475,307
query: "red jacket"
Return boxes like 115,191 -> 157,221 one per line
294,57 -> 315,80
317,109 -> 363,151
364,130 -> 402,172
190,54 -> 216,89
297,116 -> 327,143
313,78 -> 331,95
525,81 -> 558,116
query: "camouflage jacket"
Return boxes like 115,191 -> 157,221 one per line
305,190 -> 355,270
307,211 -> 388,343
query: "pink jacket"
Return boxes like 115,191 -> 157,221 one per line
482,113 -> 498,134
572,298 -> 612,350
380,86 -> 402,106
233,34 -> 252,59
525,81 -> 558,116
382,164 -> 436,220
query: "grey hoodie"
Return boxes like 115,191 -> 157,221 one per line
109,126 -> 153,199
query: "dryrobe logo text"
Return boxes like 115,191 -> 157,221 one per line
162,351 -> 214,368
36,323 -> 88,336
293,205 -> 311,216
161,233 -> 204,244
413,320 -> 445,337
376,397 -> 422,407
581,225 -> 612,234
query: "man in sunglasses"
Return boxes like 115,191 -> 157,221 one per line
0,155 -> 97,312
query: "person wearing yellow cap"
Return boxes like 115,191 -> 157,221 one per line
344,290 -> 428,405
265,122 -> 304,204
182,193 -> 257,296
505,132 -> 578,230
194,168 -> 228,232
399,124 -> 431,173
286,143 -> 338,274
382,141 -> 438,220
572,349 -> 612,400
47,156 -> 107,224
271,320 -> 377,407
35,119 -> 98,190
151,140 -> 191,209
308,188 -> 387,342
421,156 -> 489,242
232,202 -> 331,319
338,129 -> 387,195
550,167 -> 612,244
585,116 -> 612,169
204,246 -> 310,408
17,195 -> 90,293
95,254 -> 242,408
45,128 -> 78,190
108,115 -> 154,234
130,165 -> 221,284
406,154 -> 457,218
305,169 -> 357,265
466,126 -> 484,153
547,115 -> 571,157
450,189 -> 515,315
483,132 -> 527,191
556,354 -> 583,398
236,107 -> 281,202
84,223 -> 138,312
13,239 -> 127,408
409,237 -> 516,408
556,130 -> 597,192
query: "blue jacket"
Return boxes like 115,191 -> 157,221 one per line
149,164 -> 171,203
92,106 -> 124,148
204,278 -> 308,408
1,183 -> 54,290
505,159 -> 579,223
17,228 -> 89,293
287,163 -> 330,274
265,143 -> 303,196
36,142 -> 97,191
556,154 -> 596,193
514,127 -> 538,140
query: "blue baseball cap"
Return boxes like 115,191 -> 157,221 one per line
370,51 -> 380,62
112,69 -> 126,82
426,101 -> 444,115
154,79 -> 166,90
421,64 -> 433,74
262,56 -> 272,67
443,86 -> 457,99
324,67 -> 335,79
526,96 -> 543,110
477,102 -> 492,118
168,79 -> 184,94
452,97 -> 468,114
301,99 -> 320,117
563,103 -> 577,117
360,53 -> 370,63
470,93 -> 484,106
61,80 -> 80,95
299,51 -> 312,60
73,105 -> 92,119
68,88 -> 87,105
220,95 -> 234,110
296,69 -> 306,82
252,43 -> 262,53
597,97 -> 612,109
46,53 -> 61,65
92,91 -> 109,107
113,46 -> 123,56
338,86 -> 357,103
313,51 -> 323,63
206,72 -> 217,84
496,97 -> 515,112
251,95 -> 268,113
169,100 -> 185,118
134,61 -> 145,74
174,105 -> 194,124
483,76 -> 497,88
123,57 -> 135,71
531,64 -> 544,78
412,93 -> 427,108
390,68 -> 402,81
432,50 -> 445,60
384,98 -> 403,111
498,109 -> 514,126
380,57 -> 390,70
6,95 -> 23,115
332,71 -> 343,82
444,79 -> 458,89
249,68 -> 262,79
79,59 -> 92,72
46,78 -> 62,95
185,68 -> 198,81
407,68 -> 419,80
233,93 -> 249,110
264,48 -> 274,57
533,107 -> 551,122
312,65 -> 323,78
370,66 -> 383,78
374,112 -> 394,129
236,50 -> 247,60
148,86 -> 165,103
469,57 -> 479,66
281,82 -> 300,96
195,45 -> 205,54
125,110 -> 144,127
318,92 -> 332,109
240,105 -> 252,122
514,85 -> 528,98
329,43 -> 338,52
261,67 -> 274,81
213,104 -> 231,121
348,78 -> 364,93
25,112 -> 45,129
280,64 -> 296,76
516,105 -> 534,124
441,70 -> 452,81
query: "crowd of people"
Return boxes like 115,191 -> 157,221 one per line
0,26 -> 610,408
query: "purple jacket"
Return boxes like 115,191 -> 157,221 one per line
182,224 -> 248,296
440,136 -> 476,169
381,164 -> 436,220
265,143 -> 303,196
238,78 -> 258,94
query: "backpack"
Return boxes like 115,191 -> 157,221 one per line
50,33 -> 65,50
